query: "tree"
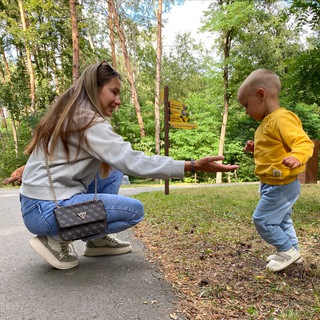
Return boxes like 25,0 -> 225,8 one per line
18,0 -> 36,116
70,0 -> 80,82
108,0 -> 145,138
154,0 -> 163,155
108,0 -> 117,67
201,0 -> 256,183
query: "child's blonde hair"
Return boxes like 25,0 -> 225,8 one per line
240,69 -> 281,98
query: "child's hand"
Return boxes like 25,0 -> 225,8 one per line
282,156 -> 300,169
244,140 -> 254,153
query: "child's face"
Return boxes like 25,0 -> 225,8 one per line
238,86 -> 266,122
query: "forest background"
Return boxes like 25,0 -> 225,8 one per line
0,0 -> 319,184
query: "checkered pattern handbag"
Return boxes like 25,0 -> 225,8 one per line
53,199 -> 107,241
45,154 -> 107,241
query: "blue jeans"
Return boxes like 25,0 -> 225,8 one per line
20,169 -> 144,239
252,179 -> 300,252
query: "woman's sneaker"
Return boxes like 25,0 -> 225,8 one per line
266,247 -> 301,272
29,236 -> 78,270
83,234 -> 131,256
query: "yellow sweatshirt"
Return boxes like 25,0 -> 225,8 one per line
254,108 -> 314,185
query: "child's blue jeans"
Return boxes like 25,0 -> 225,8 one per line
252,178 -> 300,252
20,169 -> 144,239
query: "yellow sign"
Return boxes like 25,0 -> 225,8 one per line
160,89 -> 164,104
168,99 -> 196,129
169,100 -> 183,108
170,115 -> 189,122
170,122 -> 197,130
169,100 -> 189,122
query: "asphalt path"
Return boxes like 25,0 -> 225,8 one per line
0,187 -> 189,320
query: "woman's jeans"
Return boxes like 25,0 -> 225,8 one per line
20,169 -> 144,239
252,179 -> 300,252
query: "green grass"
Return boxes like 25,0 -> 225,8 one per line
133,183 -> 320,319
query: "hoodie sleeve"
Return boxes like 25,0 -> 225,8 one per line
275,111 -> 314,165
84,121 -> 185,179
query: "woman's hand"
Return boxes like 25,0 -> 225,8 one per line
185,156 -> 239,173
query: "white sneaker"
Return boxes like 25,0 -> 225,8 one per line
267,253 -> 303,264
29,236 -> 78,270
83,234 -> 132,256
266,247 -> 301,272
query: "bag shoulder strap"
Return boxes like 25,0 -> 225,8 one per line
44,152 -> 97,208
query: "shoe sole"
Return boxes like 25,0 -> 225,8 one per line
29,237 -> 79,270
83,245 -> 132,257
266,253 -> 301,272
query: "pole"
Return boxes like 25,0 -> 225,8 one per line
164,86 -> 169,195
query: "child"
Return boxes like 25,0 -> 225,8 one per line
238,69 -> 314,272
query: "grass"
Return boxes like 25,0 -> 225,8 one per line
132,183 -> 320,320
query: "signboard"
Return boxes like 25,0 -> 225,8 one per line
163,86 -> 197,195
160,89 -> 164,104
170,121 -> 197,130
170,114 -> 189,122
169,99 -> 196,129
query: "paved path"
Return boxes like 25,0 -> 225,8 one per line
0,187 -> 188,320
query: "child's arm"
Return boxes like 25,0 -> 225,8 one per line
244,140 -> 254,153
282,156 -> 300,169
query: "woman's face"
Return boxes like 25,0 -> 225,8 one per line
99,77 -> 122,117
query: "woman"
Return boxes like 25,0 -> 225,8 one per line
20,61 -> 239,270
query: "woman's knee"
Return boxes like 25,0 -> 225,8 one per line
131,199 -> 144,222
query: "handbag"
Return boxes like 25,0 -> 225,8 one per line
45,154 -> 107,241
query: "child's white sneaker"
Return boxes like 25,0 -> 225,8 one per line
266,247 -> 301,272
267,252 -> 303,264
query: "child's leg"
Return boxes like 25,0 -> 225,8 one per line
280,212 -> 299,251
252,179 -> 300,252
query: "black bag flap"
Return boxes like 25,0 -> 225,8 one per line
54,200 -> 106,228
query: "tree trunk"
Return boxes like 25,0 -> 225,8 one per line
70,0 -> 80,82
108,1 -> 117,68
18,0 -> 36,116
154,0 -> 162,155
216,30 -> 231,184
108,0 -> 145,138
0,107 -> 9,138
1,44 -> 10,82
11,116 -> 19,157
0,47 -> 9,138
87,29 -> 95,52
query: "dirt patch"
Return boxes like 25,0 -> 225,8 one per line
134,221 -> 320,320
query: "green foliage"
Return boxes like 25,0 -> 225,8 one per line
223,140 -> 257,182
287,0 -> 320,31
0,0 -> 319,184
162,32 -> 208,101
0,121 -> 29,181
282,45 -> 320,106
286,103 -> 320,140
202,1 -> 256,33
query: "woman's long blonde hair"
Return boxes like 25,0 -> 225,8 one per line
24,61 -> 121,178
